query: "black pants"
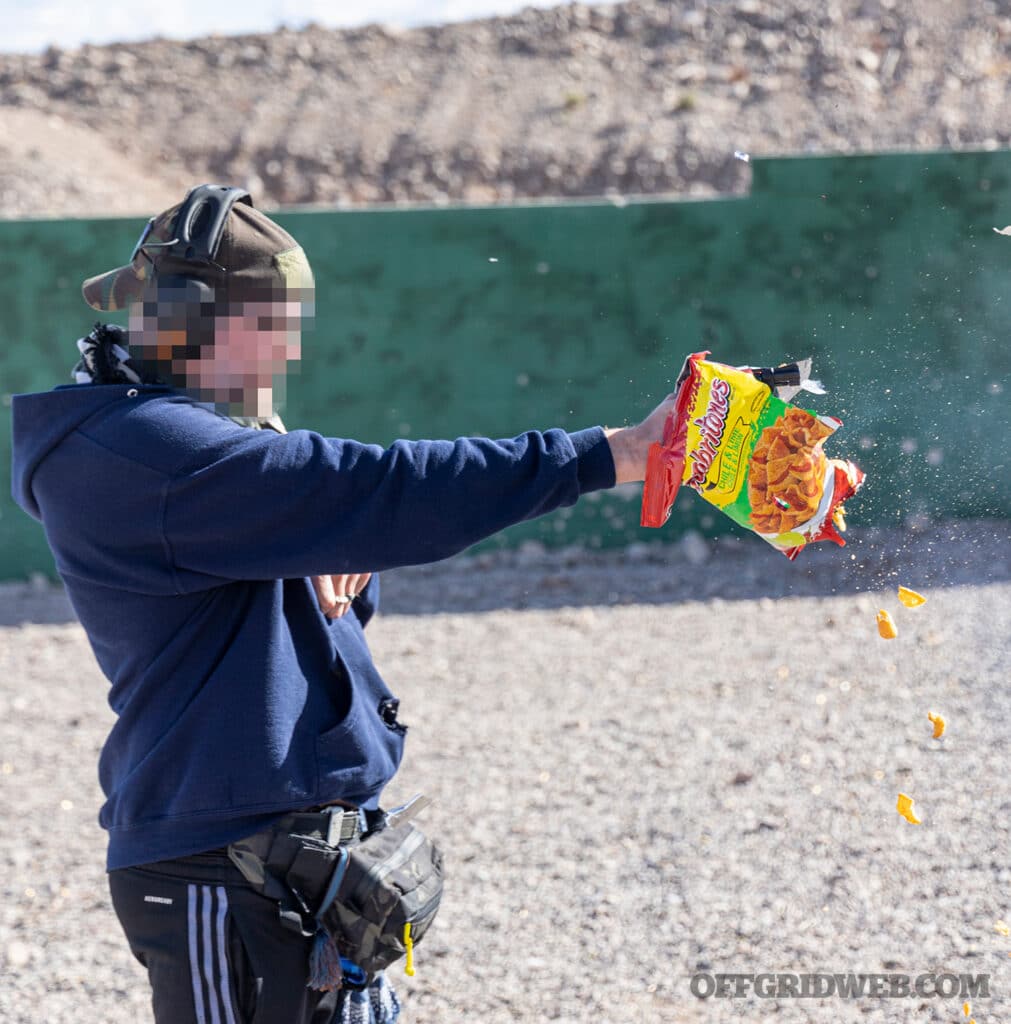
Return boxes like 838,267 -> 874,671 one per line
109,848 -> 345,1024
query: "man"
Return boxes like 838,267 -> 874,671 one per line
10,185 -> 677,1024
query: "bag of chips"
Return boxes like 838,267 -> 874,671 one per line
640,351 -> 865,559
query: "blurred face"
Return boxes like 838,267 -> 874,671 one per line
128,289 -> 311,417
200,299 -> 304,416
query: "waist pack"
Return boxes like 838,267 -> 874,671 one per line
228,800 -> 443,989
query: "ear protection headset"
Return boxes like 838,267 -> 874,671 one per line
135,184 -> 253,354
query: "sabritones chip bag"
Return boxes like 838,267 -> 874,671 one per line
640,351 -> 865,560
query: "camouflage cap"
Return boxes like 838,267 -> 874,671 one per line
81,187 -> 314,312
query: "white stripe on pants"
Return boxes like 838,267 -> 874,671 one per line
188,883 -> 237,1024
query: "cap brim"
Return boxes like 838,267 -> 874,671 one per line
82,259 -> 152,312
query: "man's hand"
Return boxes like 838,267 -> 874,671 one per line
604,392 -> 680,485
312,573 -> 373,619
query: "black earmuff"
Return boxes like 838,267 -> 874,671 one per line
151,185 -> 253,350
160,184 -> 253,268
149,275 -> 218,357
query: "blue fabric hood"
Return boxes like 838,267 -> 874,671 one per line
12,383 -> 171,520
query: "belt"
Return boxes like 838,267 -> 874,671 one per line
227,796 -> 432,938
278,805 -> 368,847
241,796 -> 429,857
228,806 -> 369,887
227,805 -> 374,935
225,806 -> 365,932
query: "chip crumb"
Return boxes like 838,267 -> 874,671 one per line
995,920 -> 1010,936
896,792 -> 921,824
877,609 -> 897,639
927,711 -> 946,739
963,1001 -> 971,1017
897,585 -> 927,607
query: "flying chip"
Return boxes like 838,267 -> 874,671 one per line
896,792 -> 921,824
877,609 -> 897,639
897,585 -> 927,608
927,711 -> 946,739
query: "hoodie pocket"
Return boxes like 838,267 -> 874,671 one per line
315,657 -> 403,802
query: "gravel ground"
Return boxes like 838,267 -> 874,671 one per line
1,518 -> 1009,1023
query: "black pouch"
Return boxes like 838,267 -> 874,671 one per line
228,802 -> 444,986
317,819 -> 444,977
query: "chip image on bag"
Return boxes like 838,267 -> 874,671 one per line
640,351 -> 865,559
748,407 -> 833,535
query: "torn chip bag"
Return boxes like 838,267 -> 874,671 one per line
641,351 -> 865,559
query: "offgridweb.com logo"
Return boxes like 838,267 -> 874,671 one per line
690,972 -> 991,1000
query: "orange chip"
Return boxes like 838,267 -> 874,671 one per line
896,792 -> 921,824
798,474 -> 820,498
767,456 -> 793,486
781,484 -> 808,511
789,453 -> 816,477
877,609 -> 897,639
897,586 -> 927,608
927,711 -> 945,739
769,436 -> 791,462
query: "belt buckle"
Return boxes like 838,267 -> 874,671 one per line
325,807 -> 345,847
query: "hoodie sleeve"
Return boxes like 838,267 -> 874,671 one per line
162,425 -> 615,588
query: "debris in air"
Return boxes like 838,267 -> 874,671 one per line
927,711 -> 945,739
896,792 -> 921,825
734,151 -> 750,163
897,585 -> 927,607
993,226 -> 1011,236
876,609 -> 897,639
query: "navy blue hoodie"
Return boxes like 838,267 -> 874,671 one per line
10,381 -> 615,869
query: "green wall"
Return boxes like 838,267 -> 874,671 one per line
2,150 -> 1010,579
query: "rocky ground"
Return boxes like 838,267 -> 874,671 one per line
1,519 -> 1009,1023
1,1 -> 1010,218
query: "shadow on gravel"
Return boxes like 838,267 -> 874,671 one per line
0,582 -> 78,626
375,518 -> 1011,615
3,519 -> 1008,625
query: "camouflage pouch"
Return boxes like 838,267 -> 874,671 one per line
228,799 -> 443,989
316,820 -> 444,979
